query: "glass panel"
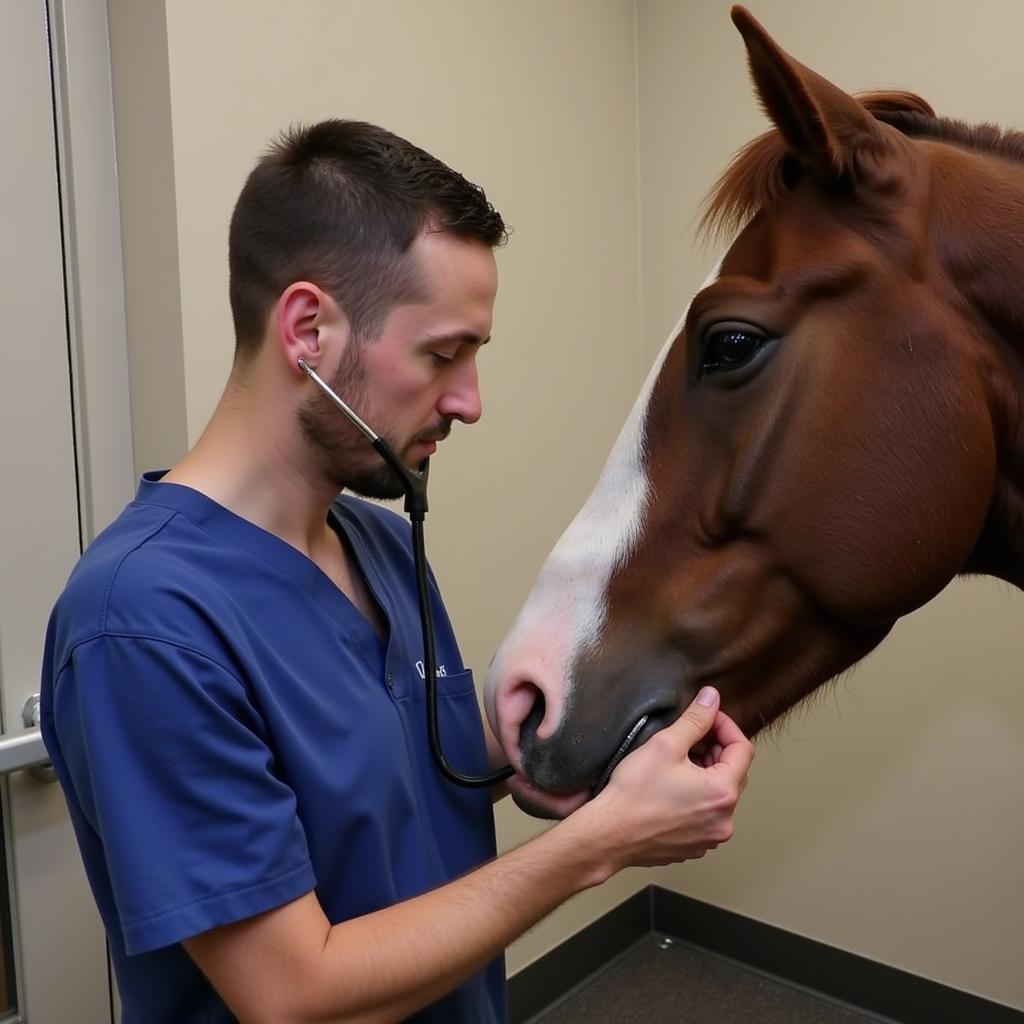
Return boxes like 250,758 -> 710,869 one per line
0,800 -> 16,1019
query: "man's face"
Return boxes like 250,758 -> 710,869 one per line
299,230 -> 498,498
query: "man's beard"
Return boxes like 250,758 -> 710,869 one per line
296,344 -> 449,499
297,343 -> 404,498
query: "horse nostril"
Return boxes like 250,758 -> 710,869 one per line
495,677 -> 551,765
519,689 -> 547,750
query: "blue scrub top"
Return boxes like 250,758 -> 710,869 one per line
41,473 -> 505,1023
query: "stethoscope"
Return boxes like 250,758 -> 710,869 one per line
298,357 -> 514,788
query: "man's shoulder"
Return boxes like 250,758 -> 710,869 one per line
52,501 -> 233,652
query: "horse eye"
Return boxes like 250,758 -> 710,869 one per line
699,327 -> 766,377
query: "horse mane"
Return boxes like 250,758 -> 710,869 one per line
700,90 -> 1024,239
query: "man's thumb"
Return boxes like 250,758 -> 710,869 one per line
670,686 -> 720,746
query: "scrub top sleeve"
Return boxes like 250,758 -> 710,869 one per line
51,634 -> 315,955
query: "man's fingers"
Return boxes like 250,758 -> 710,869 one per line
709,710 -> 755,777
710,710 -> 746,747
658,686 -> 720,754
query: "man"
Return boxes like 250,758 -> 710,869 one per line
41,120 -> 753,1023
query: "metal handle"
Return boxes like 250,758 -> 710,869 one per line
0,695 -> 56,781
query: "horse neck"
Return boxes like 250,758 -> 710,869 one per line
937,148 -> 1024,588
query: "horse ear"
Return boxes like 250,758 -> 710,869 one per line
731,6 -> 897,184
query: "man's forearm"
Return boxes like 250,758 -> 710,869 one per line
189,805 -> 613,1024
319,809 -> 610,1021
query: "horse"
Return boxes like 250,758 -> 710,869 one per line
483,5 -> 1024,811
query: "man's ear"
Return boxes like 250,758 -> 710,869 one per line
276,282 -> 348,373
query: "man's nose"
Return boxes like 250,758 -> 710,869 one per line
439,362 -> 483,424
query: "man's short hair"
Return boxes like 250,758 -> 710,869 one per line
228,119 -> 508,357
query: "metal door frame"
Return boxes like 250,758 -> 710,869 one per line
0,0 -> 132,1018
0,0 -> 134,773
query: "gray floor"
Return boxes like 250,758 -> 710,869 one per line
529,933 -> 889,1024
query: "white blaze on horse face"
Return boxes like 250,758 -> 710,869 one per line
485,260 -> 724,763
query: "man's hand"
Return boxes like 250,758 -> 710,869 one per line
568,687 -> 754,876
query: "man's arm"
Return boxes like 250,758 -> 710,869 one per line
185,689 -> 752,1023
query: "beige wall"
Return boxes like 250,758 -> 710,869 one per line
108,0 -> 188,476
637,0 -> 1024,1011
108,0 -> 1024,1007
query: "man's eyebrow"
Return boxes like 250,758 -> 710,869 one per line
424,331 -> 491,346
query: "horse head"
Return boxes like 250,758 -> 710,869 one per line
485,6 -> 1024,814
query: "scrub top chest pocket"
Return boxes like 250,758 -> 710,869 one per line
398,668 -> 493,786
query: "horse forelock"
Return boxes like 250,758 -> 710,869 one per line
699,90 -> 1024,241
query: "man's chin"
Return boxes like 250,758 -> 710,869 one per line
338,470 -> 407,501
337,444 -> 433,501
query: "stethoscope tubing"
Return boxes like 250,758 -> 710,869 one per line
298,357 -> 514,788
411,518 -> 514,787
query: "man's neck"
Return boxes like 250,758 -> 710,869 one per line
162,389 -> 338,562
